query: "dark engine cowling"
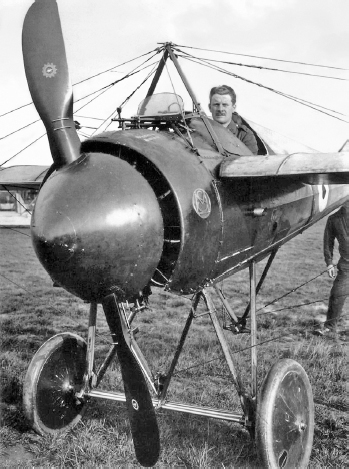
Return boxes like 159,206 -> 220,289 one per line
31,126 -> 224,301
31,151 -> 164,302
80,128 -> 223,295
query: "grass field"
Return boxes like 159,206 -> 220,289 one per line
0,219 -> 347,468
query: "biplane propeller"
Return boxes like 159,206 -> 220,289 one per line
7,0 -> 347,466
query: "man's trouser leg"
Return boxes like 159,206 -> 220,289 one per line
325,260 -> 349,330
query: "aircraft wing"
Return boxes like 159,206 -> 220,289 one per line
245,119 -> 318,155
219,151 -> 349,184
0,165 -> 49,190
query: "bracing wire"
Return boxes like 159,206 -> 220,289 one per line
177,52 -> 349,123
1,188 -> 33,216
172,299 -> 347,381
164,60 -> 195,148
116,62 -> 160,110
168,261 -> 347,379
175,52 -> 348,81
177,51 -> 349,120
0,54 -> 162,165
77,130 -> 91,139
75,56 -> 161,108
0,272 -> 36,297
77,59 -> 160,130
1,226 -> 31,237
0,48 -> 162,119
175,43 -> 349,71
74,115 -> 104,121
175,48 -> 348,117
1,133 -> 46,167
256,268 -> 330,312
0,118 -> 41,141
0,270 -> 73,320
92,62 -> 159,134
73,47 -> 163,86
0,102 -> 33,119
1,43 -> 348,167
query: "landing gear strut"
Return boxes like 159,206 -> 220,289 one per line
23,256 -> 314,467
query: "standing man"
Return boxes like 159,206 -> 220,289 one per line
316,200 -> 349,335
209,85 -> 258,155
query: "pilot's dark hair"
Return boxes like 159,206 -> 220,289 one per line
209,85 -> 236,105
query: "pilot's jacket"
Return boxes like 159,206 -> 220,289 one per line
227,113 -> 258,155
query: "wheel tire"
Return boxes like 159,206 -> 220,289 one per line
23,333 -> 87,435
256,359 -> 314,468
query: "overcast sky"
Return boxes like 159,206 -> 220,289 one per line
0,0 -> 348,166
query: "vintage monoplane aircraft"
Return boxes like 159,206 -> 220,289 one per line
3,0 -> 348,467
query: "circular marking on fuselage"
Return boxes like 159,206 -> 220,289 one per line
192,189 -> 211,219
318,184 -> 329,212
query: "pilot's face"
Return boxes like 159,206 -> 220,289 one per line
209,94 -> 235,127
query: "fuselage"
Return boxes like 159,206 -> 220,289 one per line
31,118 -> 348,302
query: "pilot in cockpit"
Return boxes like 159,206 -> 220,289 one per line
209,85 -> 258,155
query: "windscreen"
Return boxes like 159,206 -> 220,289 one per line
137,92 -> 184,116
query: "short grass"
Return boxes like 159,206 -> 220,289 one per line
0,220 -> 347,468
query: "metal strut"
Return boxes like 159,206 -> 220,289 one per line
165,44 -> 226,156
82,288 -> 261,428
86,293 -> 247,425
250,262 -> 257,400
240,248 -> 278,327
201,289 -> 245,394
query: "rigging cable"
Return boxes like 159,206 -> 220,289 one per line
175,48 -> 349,118
0,47 -> 162,119
0,102 -> 33,119
0,119 -> 41,142
74,115 -> 104,121
93,61 -> 159,134
175,49 -> 348,117
1,133 -> 46,167
1,226 -> 31,237
164,60 -> 195,148
0,55 -> 162,166
174,43 -> 349,71
0,57 -> 160,143
75,54 -> 161,108
256,267 -> 330,312
74,47 -> 163,86
176,52 -> 349,123
176,53 -> 348,81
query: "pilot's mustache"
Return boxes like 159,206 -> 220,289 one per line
216,111 -> 226,116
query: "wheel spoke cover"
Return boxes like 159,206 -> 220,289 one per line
36,337 -> 85,429
23,333 -> 86,435
256,359 -> 314,468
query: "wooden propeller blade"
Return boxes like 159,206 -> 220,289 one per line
22,0 -> 80,167
102,295 -> 160,467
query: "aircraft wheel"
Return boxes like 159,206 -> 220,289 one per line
255,359 -> 314,468
23,333 -> 87,435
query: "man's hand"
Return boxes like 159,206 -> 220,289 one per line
327,264 -> 336,278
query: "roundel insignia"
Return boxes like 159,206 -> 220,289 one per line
318,184 -> 329,212
192,188 -> 211,219
42,63 -> 57,78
